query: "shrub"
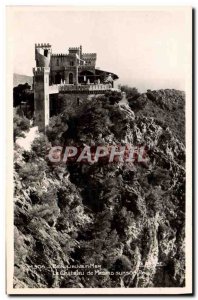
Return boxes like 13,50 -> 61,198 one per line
128,94 -> 147,111
13,110 -> 30,141
119,85 -> 140,99
105,90 -> 122,105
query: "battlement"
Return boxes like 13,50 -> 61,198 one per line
52,53 -> 68,57
35,43 -> 51,48
33,67 -> 50,75
68,47 -> 80,51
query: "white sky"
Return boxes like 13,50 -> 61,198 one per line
8,7 -> 191,92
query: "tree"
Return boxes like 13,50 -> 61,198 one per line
105,90 -> 122,105
119,85 -> 140,99
13,83 -> 34,118
13,109 -> 30,141
128,94 -> 147,111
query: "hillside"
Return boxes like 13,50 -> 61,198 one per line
137,89 -> 185,144
13,73 -> 33,87
13,89 -> 185,288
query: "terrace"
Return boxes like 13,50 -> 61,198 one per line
48,83 -> 112,95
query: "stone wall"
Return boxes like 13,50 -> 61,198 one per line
49,92 -> 92,116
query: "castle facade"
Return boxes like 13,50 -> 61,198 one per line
33,43 -> 119,131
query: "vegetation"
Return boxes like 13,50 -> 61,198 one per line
14,88 -> 186,288
13,109 -> 30,141
119,85 -> 140,99
13,83 -> 34,118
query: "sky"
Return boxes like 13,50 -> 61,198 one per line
8,7 -> 191,92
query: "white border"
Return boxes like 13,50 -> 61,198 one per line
3,3 -> 193,297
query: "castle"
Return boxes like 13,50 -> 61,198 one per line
33,43 -> 119,131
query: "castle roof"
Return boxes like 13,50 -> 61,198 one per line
95,69 -> 119,80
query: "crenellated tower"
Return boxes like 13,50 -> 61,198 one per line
33,43 -> 51,131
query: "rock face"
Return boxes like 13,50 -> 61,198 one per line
14,89 -> 185,288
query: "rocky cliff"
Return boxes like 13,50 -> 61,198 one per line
14,89 -> 185,288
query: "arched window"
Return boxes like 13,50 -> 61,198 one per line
69,73 -> 73,84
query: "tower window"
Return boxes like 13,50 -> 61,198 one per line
44,49 -> 48,57
57,59 -> 59,66
69,73 -> 73,84
70,61 -> 74,66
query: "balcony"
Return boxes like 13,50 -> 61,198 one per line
58,83 -> 112,93
48,83 -> 112,95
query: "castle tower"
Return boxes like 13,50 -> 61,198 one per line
33,43 -> 51,131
